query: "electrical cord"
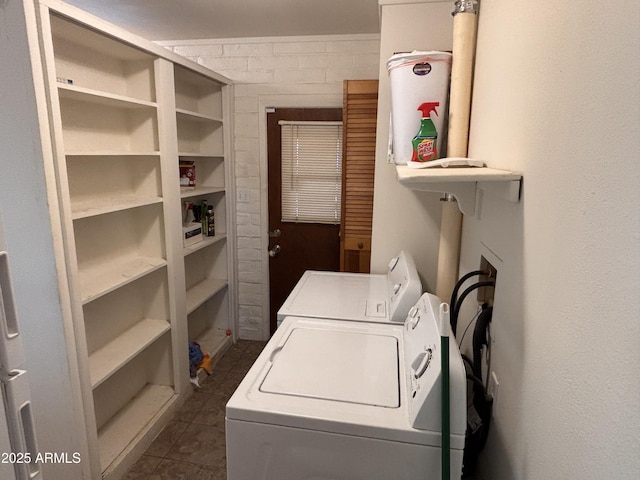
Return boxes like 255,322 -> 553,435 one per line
460,306 -> 484,345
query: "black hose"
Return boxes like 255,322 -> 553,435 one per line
451,281 -> 495,336
472,307 -> 493,382
466,372 -> 484,389
449,270 -> 485,319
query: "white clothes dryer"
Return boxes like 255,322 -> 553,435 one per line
226,292 -> 466,480
276,250 -> 421,328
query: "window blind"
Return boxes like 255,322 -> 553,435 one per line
280,121 -> 343,224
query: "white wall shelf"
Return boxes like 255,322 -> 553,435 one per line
395,164 -> 522,216
179,156 -> 226,201
174,65 -> 223,117
79,257 -> 167,304
58,84 -> 157,109
66,151 -> 161,157
177,153 -> 224,159
183,233 -> 227,257
59,99 -> 159,153
89,319 -> 171,388
186,278 -> 228,315
96,384 -> 174,471
71,195 -> 162,220
180,186 -> 225,199
176,118 -> 224,156
51,13 -> 156,103
195,327 -> 231,353
176,108 -> 223,123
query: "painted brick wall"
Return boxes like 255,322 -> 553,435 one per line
162,34 -> 381,339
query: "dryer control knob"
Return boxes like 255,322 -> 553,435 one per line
388,256 -> 399,271
408,306 -> 419,329
414,349 -> 433,379
393,283 -> 401,294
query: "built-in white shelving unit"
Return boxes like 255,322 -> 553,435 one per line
174,64 -> 234,369
33,3 -> 236,479
395,164 -> 522,215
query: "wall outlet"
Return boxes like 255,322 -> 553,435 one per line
488,370 -> 499,408
478,256 -> 497,306
237,189 -> 250,203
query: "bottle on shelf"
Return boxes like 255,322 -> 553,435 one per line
183,201 -> 202,247
205,205 -> 215,237
200,199 -> 208,234
183,201 -> 195,225
412,102 -> 440,162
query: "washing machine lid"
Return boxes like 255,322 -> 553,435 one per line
227,317 -> 467,449
260,327 -> 399,407
277,271 -> 388,321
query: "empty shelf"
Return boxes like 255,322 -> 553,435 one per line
59,84 -> 157,109
180,186 -> 225,199
183,233 -> 227,257
71,196 -> 162,220
80,257 -> 167,304
97,384 -> 175,471
89,318 -> 171,388
186,278 -> 228,314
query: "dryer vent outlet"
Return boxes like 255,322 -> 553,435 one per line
478,256 -> 497,306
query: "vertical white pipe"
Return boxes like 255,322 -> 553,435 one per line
435,1 -> 479,302
436,197 -> 464,301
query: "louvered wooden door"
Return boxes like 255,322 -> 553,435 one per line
340,80 -> 379,273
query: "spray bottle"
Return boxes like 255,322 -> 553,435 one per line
412,102 -> 440,162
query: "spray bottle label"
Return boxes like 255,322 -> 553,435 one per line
413,137 -> 437,162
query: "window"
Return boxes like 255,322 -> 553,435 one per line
280,121 -> 343,224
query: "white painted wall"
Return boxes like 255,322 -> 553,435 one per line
456,0 -> 640,478
371,1 -> 453,290
374,0 -> 639,477
161,35 -> 380,339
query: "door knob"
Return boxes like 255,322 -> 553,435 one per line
268,244 -> 281,257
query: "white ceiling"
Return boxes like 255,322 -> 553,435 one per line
63,0 -> 381,41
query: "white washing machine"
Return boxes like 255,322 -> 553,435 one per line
276,250 -> 422,328
226,292 -> 466,479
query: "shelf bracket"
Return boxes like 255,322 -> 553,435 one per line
423,182 -> 478,216
478,179 -> 522,205
395,165 -> 523,216
404,179 -> 522,216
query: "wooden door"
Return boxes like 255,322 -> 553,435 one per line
267,108 -> 342,334
340,80 -> 378,273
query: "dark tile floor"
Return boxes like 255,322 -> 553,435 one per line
124,340 -> 267,480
